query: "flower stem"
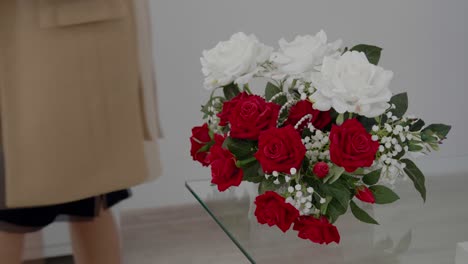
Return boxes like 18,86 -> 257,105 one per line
244,84 -> 253,94
236,156 -> 257,167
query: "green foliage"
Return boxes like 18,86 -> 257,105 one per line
369,185 -> 400,204
320,195 -> 332,215
222,83 -> 240,100
224,137 -> 257,160
323,166 -> 345,184
389,93 -> 408,118
420,132 -> 438,143
350,44 -> 382,65
420,124 -> 451,152
242,161 -> 263,183
407,140 -> 424,152
350,200 -> 379,225
362,169 -> 382,185
401,159 -> 426,202
301,156 -> 311,175
322,183 -> 351,208
196,141 -> 214,153
265,82 -> 282,101
321,182 -> 351,223
336,113 -> 344,125
358,116 -> 378,132
392,148 -> 406,160
409,119 -> 425,132
421,124 -> 452,140
201,94 -> 224,119
258,180 -> 276,194
340,174 -> 360,189
326,198 -> 348,224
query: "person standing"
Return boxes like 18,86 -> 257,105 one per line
0,0 -> 161,263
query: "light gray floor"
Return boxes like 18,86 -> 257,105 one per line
23,204 -> 246,264
121,204 -> 248,264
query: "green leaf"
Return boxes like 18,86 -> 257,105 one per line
327,198 -> 348,224
421,124 -> 452,139
428,142 -> 440,151
358,116 -> 378,132
242,162 -> 263,183
336,113 -> 344,125
236,157 -> 257,168
362,169 -> 382,185
196,141 -> 214,153
389,93 -> 408,118
350,168 -> 365,175
408,140 -> 424,152
409,119 -> 425,132
369,185 -> 400,204
321,183 -> 351,209
326,200 -> 344,223
224,137 -> 257,160
324,166 -> 345,184
320,195 -> 333,215
350,44 -> 382,65
392,148 -> 406,160
222,83 -> 240,100
258,180 -> 276,194
341,174 -> 360,189
350,200 -> 379,225
420,132 -> 438,143
265,82 -> 282,101
401,159 -> 426,202
301,156 -> 311,175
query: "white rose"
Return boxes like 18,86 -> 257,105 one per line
270,30 -> 342,78
310,51 -> 394,117
201,32 -> 273,90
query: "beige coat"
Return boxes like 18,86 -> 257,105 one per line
0,0 -> 161,208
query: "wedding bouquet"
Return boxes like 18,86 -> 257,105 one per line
189,31 -> 451,245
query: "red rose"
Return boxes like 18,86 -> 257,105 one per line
213,133 -> 226,146
329,118 -> 379,172
356,186 -> 375,204
228,94 -> 280,140
284,100 -> 332,131
254,191 -> 300,232
255,125 -> 306,174
313,162 -> 329,179
293,216 -> 340,245
217,92 -> 250,126
207,145 -> 243,192
190,123 -> 212,166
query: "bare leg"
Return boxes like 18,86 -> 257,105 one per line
0,231 -> 24,264
69,209 -> 122,264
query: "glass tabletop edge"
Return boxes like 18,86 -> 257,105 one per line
185,180 -> 256,264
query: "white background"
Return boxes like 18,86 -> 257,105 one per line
121,0 -> 468,210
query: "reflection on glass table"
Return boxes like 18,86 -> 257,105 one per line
186,170 -> 468,264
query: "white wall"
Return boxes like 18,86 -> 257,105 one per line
121,0 -> 468,210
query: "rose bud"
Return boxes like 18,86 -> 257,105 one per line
355,186 -> 375,204
313,162 -> 329,179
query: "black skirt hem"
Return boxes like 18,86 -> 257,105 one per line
0,189 -> 131,233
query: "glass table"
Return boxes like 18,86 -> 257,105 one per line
186,170 -> 468,264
